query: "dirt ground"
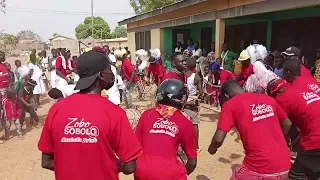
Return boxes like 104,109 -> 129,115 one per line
0,55 -> 244,180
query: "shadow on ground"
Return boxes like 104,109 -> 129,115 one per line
199,113 -> 220,122
196,175 -> 212,180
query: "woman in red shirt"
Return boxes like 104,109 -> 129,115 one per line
209,61 -> 237,85
134,78 -> 197,180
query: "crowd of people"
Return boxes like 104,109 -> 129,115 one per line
35,41 -> 319,180
0,36 -> 319,180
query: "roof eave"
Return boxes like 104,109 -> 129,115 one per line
118,0 -> 207,25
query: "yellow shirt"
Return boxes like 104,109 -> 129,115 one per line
233,60 -> 242,75
101,89 -> 108,98
27,55 -> 41,64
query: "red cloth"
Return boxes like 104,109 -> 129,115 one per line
230,163 -> 288,180
218,92 -> 291,174
241,64 -> 254,83
134,108 -> 197,180
147,64 -> 165,85
192,67 -> 197,73
0,63 -> 9,88
121,58 -> 138,82
275,76 -> 320,150
55,57 -> 76,77
301,65 -> 312,77
2,96 -> 22,120
38,93 -> 143,180
220,70 -> 237,85
162,71 -> 185,83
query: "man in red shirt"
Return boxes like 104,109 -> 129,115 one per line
147,54 -> 165,106
120,50 -> 138,108
147,57 -> 165,86
162,52 -> 187,83
236,50 -> 253,85
281,46 -> 312,78
38,50 -> 142,180
268,58 -> 320,179
134,78 -> 197,180
55,48 -> 76,87
208,79 -> 292,179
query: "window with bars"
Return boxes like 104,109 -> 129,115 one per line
135,31 -> 151,51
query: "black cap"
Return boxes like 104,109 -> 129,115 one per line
74,50 -> 110,90
281,46 -> 300,57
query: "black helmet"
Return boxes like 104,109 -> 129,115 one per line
156,78 -> 188,109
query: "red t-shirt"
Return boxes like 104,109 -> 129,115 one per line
241,64 -> 254,83
55,57 -> 76,77
134,108 -> 197,180
162,71 -> 185,83
220,70 -> 237,85
0,63 -> 9,88
275,76 -> 320,150
301,65 -> 312,78
147,64 -> 165,85
121,58 -> 138,82
218,92 -> 291,174
38,93 -> 142,180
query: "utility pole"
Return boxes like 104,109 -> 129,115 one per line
91,0 -> 94,47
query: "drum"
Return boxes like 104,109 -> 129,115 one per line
125,107 -> 142,130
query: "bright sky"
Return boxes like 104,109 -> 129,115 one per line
0,0 -> 135,40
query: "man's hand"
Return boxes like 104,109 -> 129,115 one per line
66,70 -> 72,74
208,145 -> 217,155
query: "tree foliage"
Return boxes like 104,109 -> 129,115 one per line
0,0 -> 5,13
111,26 -> 127,38
130,0 -> 176,14
52,33 -> 60,37
17,30 -> 41,40
75,16 -> 111,39
0,33 -> 19,47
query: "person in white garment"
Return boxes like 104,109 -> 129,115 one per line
55,48 -> 76,92
246,40 -> 268,64
106,53 -> 121,105
184,57 -> 203,152
28,54 -> 46,106
48,49 -> 58,88
40,50 -> 50,90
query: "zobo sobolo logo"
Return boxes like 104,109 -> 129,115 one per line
250,104 -> 273,116
250,104 -> 274,122
64,118 -> 99,138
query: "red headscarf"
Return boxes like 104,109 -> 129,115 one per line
266,79 -> 289,97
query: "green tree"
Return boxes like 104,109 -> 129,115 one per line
0,33 -> 19,48
111,26 -> 127,38
17,30 -> 41,40
0,0 -> 5,13
75,16 -> 111,39
52,33 -> 60,37
130,0 -> 176,14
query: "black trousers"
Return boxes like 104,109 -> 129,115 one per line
19,104 -> 39,126
289,148 -> 320,180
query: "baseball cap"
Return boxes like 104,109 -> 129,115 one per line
281,46 -> 300,57
74,50 -> 110,90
